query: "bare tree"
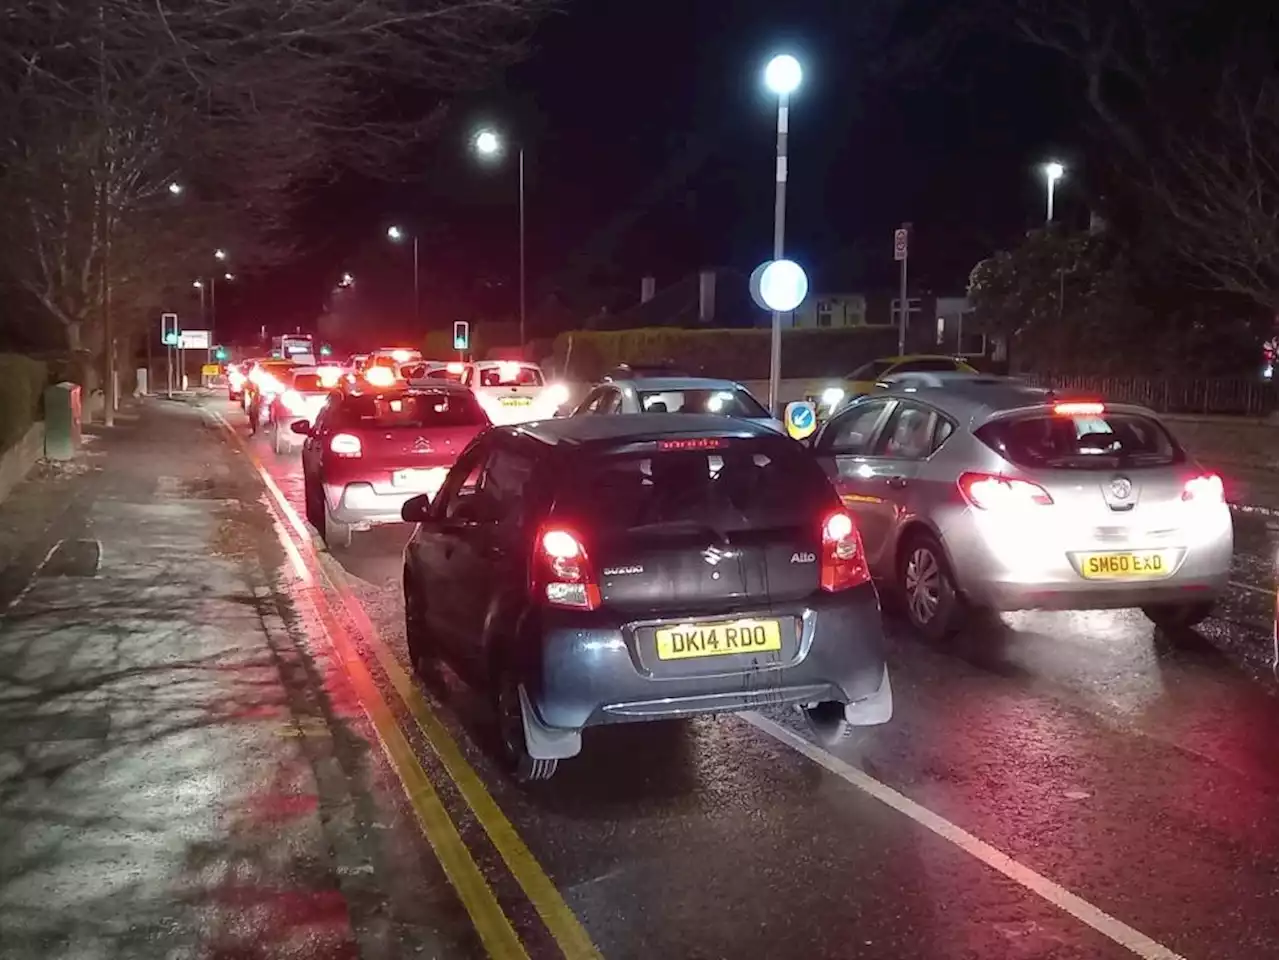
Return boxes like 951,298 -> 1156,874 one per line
998,0 -> 1277,311
0,0 -> 556,392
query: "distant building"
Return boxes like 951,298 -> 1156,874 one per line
792,294 -> 872,329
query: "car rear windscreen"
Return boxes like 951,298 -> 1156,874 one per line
553,442 -> 835,534
977,411 -> 1184,469
290,373 -> 325,392
637,388 -> 769,418
338,392 -> 485,429
479,366 -> 543,387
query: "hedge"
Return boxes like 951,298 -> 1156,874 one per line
0,354 -> 48,453
548,326 -> 902,381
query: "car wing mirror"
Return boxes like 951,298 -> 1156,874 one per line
400,493 -> 434,523
290,421 -> 312,436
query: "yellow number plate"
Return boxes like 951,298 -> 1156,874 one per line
499,396 -> 532,406
1077,550 -> 1175,580
654,619 -> 782,661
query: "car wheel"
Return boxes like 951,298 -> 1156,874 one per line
494,668 -> 558,783
403,568 -> 433,675
1142,601 -> 1215,630
899,533 -> 966,641
303,476 -> 321,532
799,701 -> 860,746
323,504 -> 352,550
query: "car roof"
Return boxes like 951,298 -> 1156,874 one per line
472,359 -> 540,368
345,380 -> 473,397
866,378 -> 1059,426
502,413 -> 785,448
612,376 -> 747,392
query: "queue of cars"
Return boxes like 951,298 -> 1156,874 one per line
224,351 -> 1236,782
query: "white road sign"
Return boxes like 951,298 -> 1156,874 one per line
893,228 -> 909,262
177,330 -> 210,349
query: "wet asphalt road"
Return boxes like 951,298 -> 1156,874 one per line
2,396 -> 1272,960
218,397 -> 1279,960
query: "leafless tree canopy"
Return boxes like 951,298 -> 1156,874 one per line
0,0 -> 556,350
1001,0 -> 1277,311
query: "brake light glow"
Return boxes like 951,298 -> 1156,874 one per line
281,389 -> 306,415
545,382 -> 570,407
1053,401 -> 1105,416
259,374 -> 283,396
959,472 -> 1054,509
364,366 -> 396,387
821,509 -> 869,592
229,369 -> 245,387
329,433 -> 362,457
658,437 -> 726,451
497,361 -> 522,382
532,526 -> 601,610
446,362 -> 465,374
316,365 -> 341,387
390,349 -> 413,363
1182,472 -> 1225,503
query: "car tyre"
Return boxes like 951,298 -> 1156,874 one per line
899,532 -> 966,641
494,667 -> 557,783
799,701 -> 860,746
403,568 -> 434,675
323,504 -> 352,550
1142,601 -> 1215,630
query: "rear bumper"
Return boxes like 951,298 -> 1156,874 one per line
324,482 -> 422,527
944,509 -> 1235,611
525,583 -> 888,733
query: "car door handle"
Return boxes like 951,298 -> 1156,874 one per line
885,476 -> 909,489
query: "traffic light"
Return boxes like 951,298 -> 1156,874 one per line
319,344 -> 332,357
452,321 -> 470,351
161,312 -> 179,346
214,345 -> 228,361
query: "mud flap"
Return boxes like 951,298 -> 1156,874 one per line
518,684 -> 582,760
844,666 -> 892,726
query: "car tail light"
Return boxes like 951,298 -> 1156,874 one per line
531,526 -> 601,610
316,365 -> 342,388
364,366 -> 396,387
281,389 -> 306,415
959,471 -> 1054,509
1053,401 -> 1105,416
329,433 -> 362,457
821,509 -> 870,592
1182,472 -> 1224,503
446,362 -> 465,373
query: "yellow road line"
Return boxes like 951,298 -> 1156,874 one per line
213,411 -> 529,960
321,561 -> 603,960
214,409 -> 601,959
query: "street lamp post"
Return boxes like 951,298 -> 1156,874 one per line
763,54 -> 802,415
474,129 -> 527,352
387,226 -> 420,326
1043,161 -> 1065,223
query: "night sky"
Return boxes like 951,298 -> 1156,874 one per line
219,0 -> 1078,343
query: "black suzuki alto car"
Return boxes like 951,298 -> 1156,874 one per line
400,414 -> 891,781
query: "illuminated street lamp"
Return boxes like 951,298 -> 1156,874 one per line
1043,161 -> 1065,222
338,272 -> 355,288
214,248 -> 228,262
386,225 -> 420,325
762,53 -> 803,414
472,127 -> 527,350
167,182 -> 184,196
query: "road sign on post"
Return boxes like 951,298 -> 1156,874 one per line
893,228 -> 909,262
894,223 -> 911,354
452,321 -> 470,352
178,330 -> 210,349
161,313 -> 179,346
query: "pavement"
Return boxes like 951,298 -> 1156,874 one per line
0,395 -> 1276,960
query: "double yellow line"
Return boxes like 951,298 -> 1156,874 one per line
211,411 -> 601,960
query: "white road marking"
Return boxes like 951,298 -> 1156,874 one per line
740,711 -> 1186,960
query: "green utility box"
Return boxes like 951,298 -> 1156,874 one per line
44,381 -> 82,461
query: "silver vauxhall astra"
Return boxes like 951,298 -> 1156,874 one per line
809,373 -> 1234,640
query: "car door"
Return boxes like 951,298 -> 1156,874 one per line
860,400 -> 952,574
301,396 -> 337,482
812,397 -> 900,573
410,444 -> 488,658
572,387 -> 608,416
